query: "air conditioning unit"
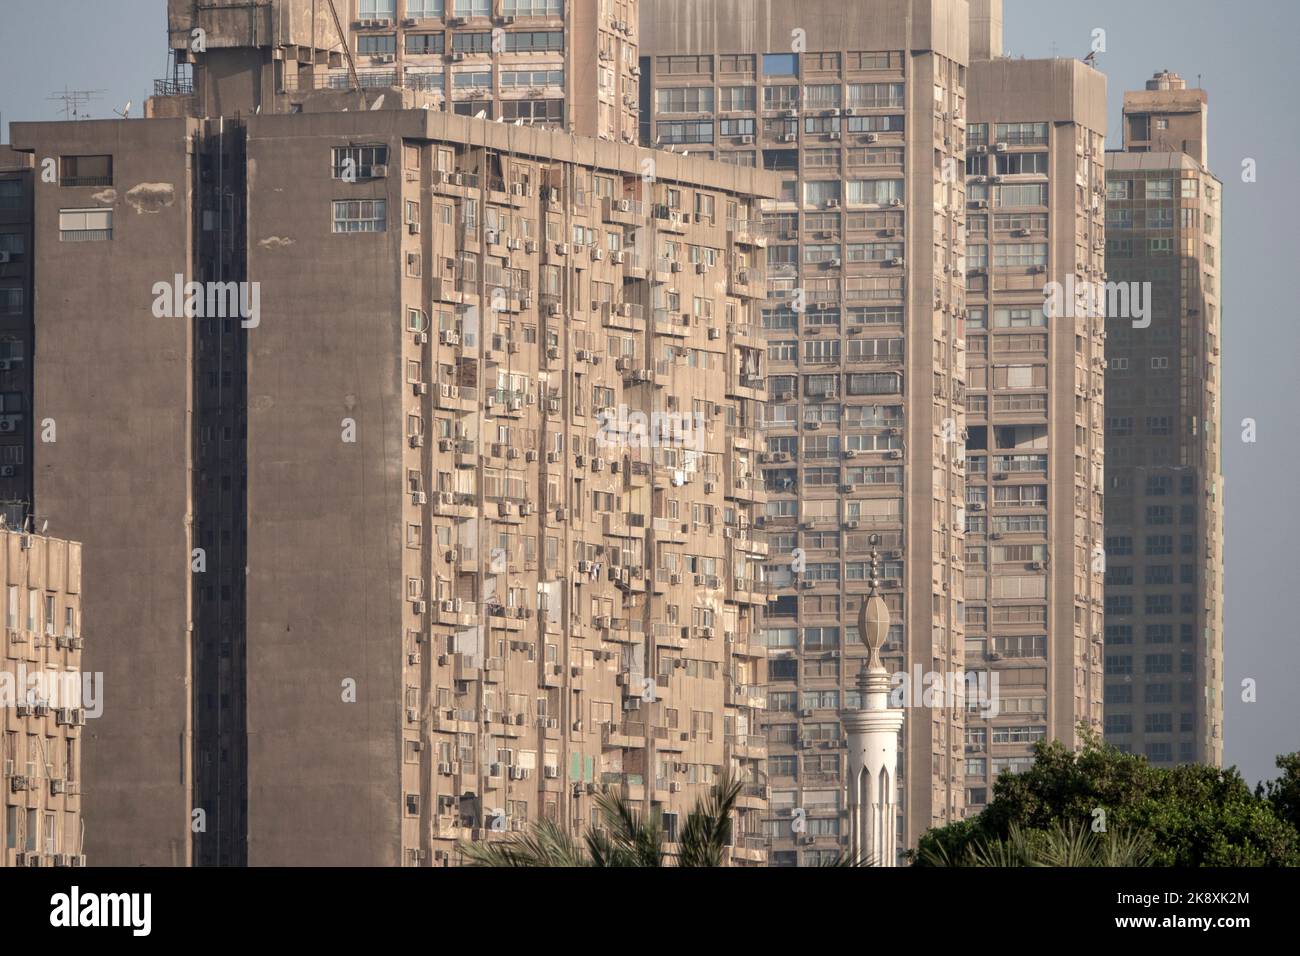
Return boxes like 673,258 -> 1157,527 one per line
371,164 -> 389,178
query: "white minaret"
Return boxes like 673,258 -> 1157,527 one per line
844,552 -> 905,866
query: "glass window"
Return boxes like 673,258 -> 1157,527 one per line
763,53 -> 798,76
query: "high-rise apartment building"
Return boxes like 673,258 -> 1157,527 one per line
1103,71 -> 1223,767
157,0 -> 640,143
962,49 -> 1108,811
641,0 -> 972,863
14,78 -> 776,862
1,527 -> 86,867
0,148 -> 34,526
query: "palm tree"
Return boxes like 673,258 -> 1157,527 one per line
460,772 -> 744,867
918,821 -> 1154,867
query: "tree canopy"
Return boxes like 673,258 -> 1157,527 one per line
913,731 -> 1300,866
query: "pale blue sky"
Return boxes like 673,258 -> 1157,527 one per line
1,0 -> 1295,786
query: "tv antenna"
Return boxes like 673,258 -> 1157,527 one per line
47,87 -> 105,120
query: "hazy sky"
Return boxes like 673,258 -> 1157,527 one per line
1,1 -> 1295,786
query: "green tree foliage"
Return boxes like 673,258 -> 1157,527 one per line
913,731 -> 1300,866
1258,752 -> 1300,835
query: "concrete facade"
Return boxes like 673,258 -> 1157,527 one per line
158,1 -> 640,143
1,528 -> 86,867
14,101 -> 777,864
11,118 -> 198,867
0,149 -> 34,528
962,55 -> 1108,809
241,108 -> 775,864
1103,72 -> 1223,767
640,0 -> 972,861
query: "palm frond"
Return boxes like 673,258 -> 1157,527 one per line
459,817 -> 589,867
677,771 -> 742,867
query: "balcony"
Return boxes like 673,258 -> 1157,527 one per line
729,268 -> 761,297
732,683 -> 767,709
601,301 -> 645,332
601,196 -> 644,225
434,383 -> 477,413
737,783 -> 770,809
601,720 -> 647,750
434,599 -> 476,628
726,733 -> 768,759
725,473 -> 766,506
153,78 -> 194,97
432,491 -> 476,520
727,219 -> 768,248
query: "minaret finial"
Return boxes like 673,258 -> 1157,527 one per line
858,549 -> 889,673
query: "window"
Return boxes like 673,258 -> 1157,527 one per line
332,200 -> 387,233
501,99 -> 563,124
994,122 -> 1048,146
356,34 -> 397,55
993,183 -> 1047,207
332,145 -> 389,179
406,33 -> 445,54
407,0 -> 446,14
58,208 -> 112,241
763,53 -> 798,76
993,243 -> 1047,267
846,179 -> 903,206
719,86 -> 755,111
0,180 -> 22,209
657,121 -> 713,145
656,55 -> 712,75
720,118 -> 755,137
454,0 -> 491,14
656,88 -> 714,113
502,0 -> 562,14
59,155 -> 112,187
998,152 -> 1047,175
0,233 -> 24,263
719,54 -> 754,74
846,82 -> 903,108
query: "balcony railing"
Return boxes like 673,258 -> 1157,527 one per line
153,78 -> 194,97
58,229 -> 112,243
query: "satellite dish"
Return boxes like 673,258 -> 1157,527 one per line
113,100 -> 132,119
40,519 -> 48,534
474,109 -> 487,119
515,118 -> 524,126
370,94 -> 385,110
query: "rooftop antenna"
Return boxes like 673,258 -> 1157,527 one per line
322,0 -> 366,110
47,87 -> 105,120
